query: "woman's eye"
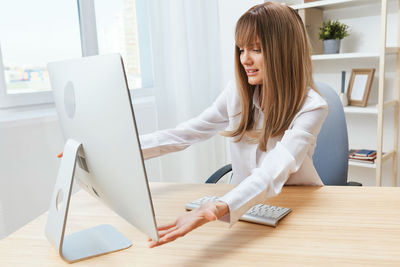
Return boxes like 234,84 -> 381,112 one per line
239,49 -> 244,53
253,49 -> 261,53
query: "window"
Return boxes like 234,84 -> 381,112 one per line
94,0 -> 153,90
0,0 -> 152,109
0,0 -> 82,108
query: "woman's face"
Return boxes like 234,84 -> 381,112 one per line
239,42 -> 263,85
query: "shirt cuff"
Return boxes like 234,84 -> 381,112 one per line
217,175 -> 268,227
139,132 -> 161,159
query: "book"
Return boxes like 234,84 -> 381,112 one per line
349,155 -> 376,160
349,149 -> 377,160
348,149 -> 377,164
349,158 -> 375,164
353,149 -> 376,157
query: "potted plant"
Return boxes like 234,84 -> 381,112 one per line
319,19 -> 349,54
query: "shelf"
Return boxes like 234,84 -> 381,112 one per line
312,52 -> 378,61
312,48 -> 399,61
343,101 -> 398,115
349,160 -> 376,168
344,105 -> 377,114
348,150 -> 395,169
291,0 -> 377,10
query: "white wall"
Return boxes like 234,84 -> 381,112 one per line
0,112 -> 64,240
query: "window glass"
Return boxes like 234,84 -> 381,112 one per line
95,0 -> 142,89
0,0 -> 81,94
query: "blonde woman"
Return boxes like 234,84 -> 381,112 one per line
143,2 -> 328,247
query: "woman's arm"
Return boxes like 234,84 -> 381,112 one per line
219,104 -> 328,225
140,83 -> 232,160
147,103 -> 328,247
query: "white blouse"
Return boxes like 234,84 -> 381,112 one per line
140,81 -> 328,226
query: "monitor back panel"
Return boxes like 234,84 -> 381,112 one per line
48,54 -> 158,241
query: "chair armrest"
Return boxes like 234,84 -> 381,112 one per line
205,164 -> 232,184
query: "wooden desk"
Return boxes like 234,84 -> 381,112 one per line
1,183 -> 400,266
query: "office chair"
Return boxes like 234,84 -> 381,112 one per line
206,81 -> 361,186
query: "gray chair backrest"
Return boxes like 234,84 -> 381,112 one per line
312,81 -> 349,185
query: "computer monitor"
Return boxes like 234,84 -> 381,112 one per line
45,54 -> 158,263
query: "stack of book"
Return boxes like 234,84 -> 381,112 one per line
349,149 -> 377,164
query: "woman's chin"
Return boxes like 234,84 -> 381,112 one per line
247,78 -> 262,85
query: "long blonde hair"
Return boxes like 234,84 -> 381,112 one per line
222,2 -> 314,151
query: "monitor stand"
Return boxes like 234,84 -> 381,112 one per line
45,139 -> 132,263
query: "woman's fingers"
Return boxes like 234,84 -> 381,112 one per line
158,226 -> 178,239
148,203 -> 223,248
161,229 -> 183,243
149,228 -> 183,248
148,219 -> 199,248
157,221 -> 176,231
151,216 -> 207,247
148,221 -> 177,243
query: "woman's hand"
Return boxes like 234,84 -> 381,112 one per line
148,201 -> 229,248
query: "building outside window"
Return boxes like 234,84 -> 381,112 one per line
95,0 -> 143,89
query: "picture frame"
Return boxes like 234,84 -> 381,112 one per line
347,68 -> 375,107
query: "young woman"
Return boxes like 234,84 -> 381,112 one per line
142,2 -> 328,248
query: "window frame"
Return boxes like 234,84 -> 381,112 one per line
0,0 -> 154,109
135,0 -> 153,90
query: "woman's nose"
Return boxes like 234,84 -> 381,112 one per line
241,51 -> 252,66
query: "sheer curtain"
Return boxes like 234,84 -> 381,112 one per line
147,0 -> 227,183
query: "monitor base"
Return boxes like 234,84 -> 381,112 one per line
45,139 -> 132,263
62,224 -> 132,262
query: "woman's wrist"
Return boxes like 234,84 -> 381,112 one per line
214,201 -> 229,219
199,201 -> 229,220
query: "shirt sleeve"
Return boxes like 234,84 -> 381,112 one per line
139,84 -> 231,160
218,103 -> 328,226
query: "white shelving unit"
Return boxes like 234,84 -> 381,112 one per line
344,105 -> 378,115
312,52 -> 379,60
348,160 -> 376,169
291,0 -> 377,10
311,47 -> 399,60
343,100 -> 397,114
292,0 -> 400,186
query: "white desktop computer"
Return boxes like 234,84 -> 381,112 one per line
45,54 -> 158,263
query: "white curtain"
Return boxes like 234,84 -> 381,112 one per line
147,0 -> 227,183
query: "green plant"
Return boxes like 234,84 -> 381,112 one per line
319,20 -> 349,40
